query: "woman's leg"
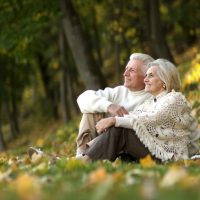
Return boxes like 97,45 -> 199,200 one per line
84,127 -> 126,161
123,129 -> 151,160
84,127 -> 156,162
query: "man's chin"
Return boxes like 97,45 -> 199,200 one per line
124,82 -> 129,87
124,84 -> 129,89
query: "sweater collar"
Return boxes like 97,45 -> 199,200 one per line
129,89 -> 148,95
152,91 -> 168,102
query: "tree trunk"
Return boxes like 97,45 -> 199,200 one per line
59,30 -> 71,123
0,112 -> 5,151
59,0 -> 106,89
90,5 -> 103,70
114,37 -> 120,83
37,54 -> 59,120
5,99 -> 19,139
144,0 -> 174,62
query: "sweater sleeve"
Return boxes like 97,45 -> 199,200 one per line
77,88 -> 117,113
115,114 -> 136,129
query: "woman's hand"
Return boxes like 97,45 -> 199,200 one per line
95,117 -> 116,134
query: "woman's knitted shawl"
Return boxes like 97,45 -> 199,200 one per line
129,90 -> 200,162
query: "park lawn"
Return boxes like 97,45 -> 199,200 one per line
0,120 -> 200,200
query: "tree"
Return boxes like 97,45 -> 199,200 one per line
143,0 -> 174,61
0,104 -> 5,150
59,0 -> 107,89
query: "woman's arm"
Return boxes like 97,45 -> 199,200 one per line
95,114 -> 135,133
95,117 -> 116,133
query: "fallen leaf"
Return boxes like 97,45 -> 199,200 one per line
13,173 -> 41,200
160,165 -> 187,187
140,155 -> 156,168
36,138 -> 44,147
87,167 -> 108,185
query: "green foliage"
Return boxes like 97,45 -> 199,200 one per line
180,53 -> 200,123
0,0 -> 59,58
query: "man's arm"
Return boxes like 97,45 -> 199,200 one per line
77,86 -> 128,115
77,90 -> 113,113
107,104 -> 128,116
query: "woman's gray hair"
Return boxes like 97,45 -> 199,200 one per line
148,58 -> 181,92
129,53 -> 154,75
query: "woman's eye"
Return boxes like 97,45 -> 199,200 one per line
146,74 -> 153,78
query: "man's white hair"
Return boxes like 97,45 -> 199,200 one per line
129,53 -> 154,75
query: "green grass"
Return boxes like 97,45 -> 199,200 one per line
0,119 -> 200,200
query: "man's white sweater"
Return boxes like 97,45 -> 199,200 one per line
77,85 -> 151,113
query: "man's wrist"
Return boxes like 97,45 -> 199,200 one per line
107,103 -> 114,113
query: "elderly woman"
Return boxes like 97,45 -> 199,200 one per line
81,59 -> 200,162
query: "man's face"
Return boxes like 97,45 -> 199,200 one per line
123,59 -> 145,91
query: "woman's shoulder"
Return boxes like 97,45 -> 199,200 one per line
164,90 -> 189,105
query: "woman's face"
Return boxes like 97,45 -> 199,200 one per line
144,66 -> 166,96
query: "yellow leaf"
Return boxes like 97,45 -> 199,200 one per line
36,138 -> 44,147
13,173 -> 41,200
180,175 -> 200,188
160,165 -> 187,187
112,172 -> 124,182
139,155 -> 156,168
88,167 -> 108,185
32,162 -> 47,173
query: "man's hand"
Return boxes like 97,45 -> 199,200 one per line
108,104 -> 128,117
95,117 -> 116,134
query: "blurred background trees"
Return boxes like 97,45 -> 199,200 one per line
0,0 -> 199,150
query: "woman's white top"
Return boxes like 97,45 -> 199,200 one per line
115,90 -> 200,162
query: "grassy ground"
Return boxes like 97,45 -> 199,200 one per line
0,49 -> 199,200
0,117 -> 200,200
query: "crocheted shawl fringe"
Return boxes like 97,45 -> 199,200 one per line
133,121 -> 187,162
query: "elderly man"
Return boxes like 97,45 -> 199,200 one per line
76,53 -> 154,158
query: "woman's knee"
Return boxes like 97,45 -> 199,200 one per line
107,127 -> 123,137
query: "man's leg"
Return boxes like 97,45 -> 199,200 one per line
76,113 -> 105,157
84,127 -> 126,161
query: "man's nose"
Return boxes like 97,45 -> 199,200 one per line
124,69 -> 129,76
144,77 -> 148,83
